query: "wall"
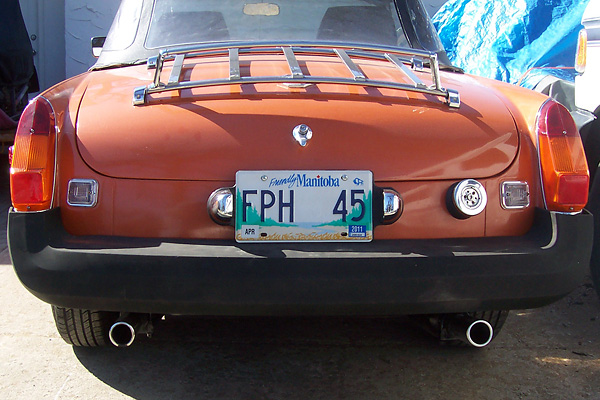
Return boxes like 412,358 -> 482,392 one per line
19,0 -> 66,92
64,0 -> 120,78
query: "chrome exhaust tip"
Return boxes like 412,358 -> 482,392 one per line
465,319 -> 494,348
443,315 -> 494,348
109,321 -> 136,347
411,313 -> 498,348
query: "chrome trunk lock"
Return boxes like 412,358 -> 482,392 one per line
292,124 -> 312,147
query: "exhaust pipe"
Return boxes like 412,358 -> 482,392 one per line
109,313 -> 155,347
411,314 -> 495,348
442,315 -> 494,348
109,321 -> 136,347
466,320 -> 494,348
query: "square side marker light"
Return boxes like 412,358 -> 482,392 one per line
501,181 -> 530,209
67,179 -> 98,207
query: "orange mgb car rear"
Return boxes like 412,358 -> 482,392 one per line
8,0 -> 592,348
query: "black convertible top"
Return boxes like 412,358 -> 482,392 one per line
94,0 -> 450,70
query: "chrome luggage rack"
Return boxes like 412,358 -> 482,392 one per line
132,41 -> 460,108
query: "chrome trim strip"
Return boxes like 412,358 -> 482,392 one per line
134,41 -> 459,107
168,54 -> 185,85
229,48 -> 240,80
334,48 -> 366,81
44,95 -> 58,211
541,212 -> 558,250
535,98 -> 552,211
282,46 -> 303,78
282,250 -> 426,258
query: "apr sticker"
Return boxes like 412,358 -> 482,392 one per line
240,225 -> 260,239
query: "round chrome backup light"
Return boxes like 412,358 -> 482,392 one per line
382,189 -> 403,224
447,179 -> 487,219
207,188 -> 234,225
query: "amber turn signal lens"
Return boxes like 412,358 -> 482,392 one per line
536,100 -> 589,213
10,97 -> 56,212
575,29 -> 587,74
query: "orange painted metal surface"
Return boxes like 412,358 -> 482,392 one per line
75,56 -> 519,181
39,55 -> 550,240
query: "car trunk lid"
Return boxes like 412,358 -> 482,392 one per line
75,58 -> 518,182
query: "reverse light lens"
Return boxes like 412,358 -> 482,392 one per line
501,182 -> 530,209
67,179 -> 98,207
575,29 -> 587,74
537,100 -> 589,212
10,97 -> 56,212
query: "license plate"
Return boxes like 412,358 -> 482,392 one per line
235,170 -> 373,242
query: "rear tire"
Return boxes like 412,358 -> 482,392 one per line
51,306 -> 117,347
580,114 -> 600,183
588,173 -> 600,298
584,118 -> 600,298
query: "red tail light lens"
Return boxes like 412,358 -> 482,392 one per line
537,100 -> 589,212
10,97 -> 56,212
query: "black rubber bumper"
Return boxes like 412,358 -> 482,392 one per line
8,208 -> 593,316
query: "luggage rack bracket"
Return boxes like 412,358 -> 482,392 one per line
133,41 -> 460,108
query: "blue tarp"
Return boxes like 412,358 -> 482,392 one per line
432,0 -> 590,88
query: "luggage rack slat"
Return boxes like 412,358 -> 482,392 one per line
384,53 -> 426,89
282,46 -> 304,78
168,54 -> 185,85
334,48 -> 365,81
133,41 -> 460,108
229,48 -> 240,80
